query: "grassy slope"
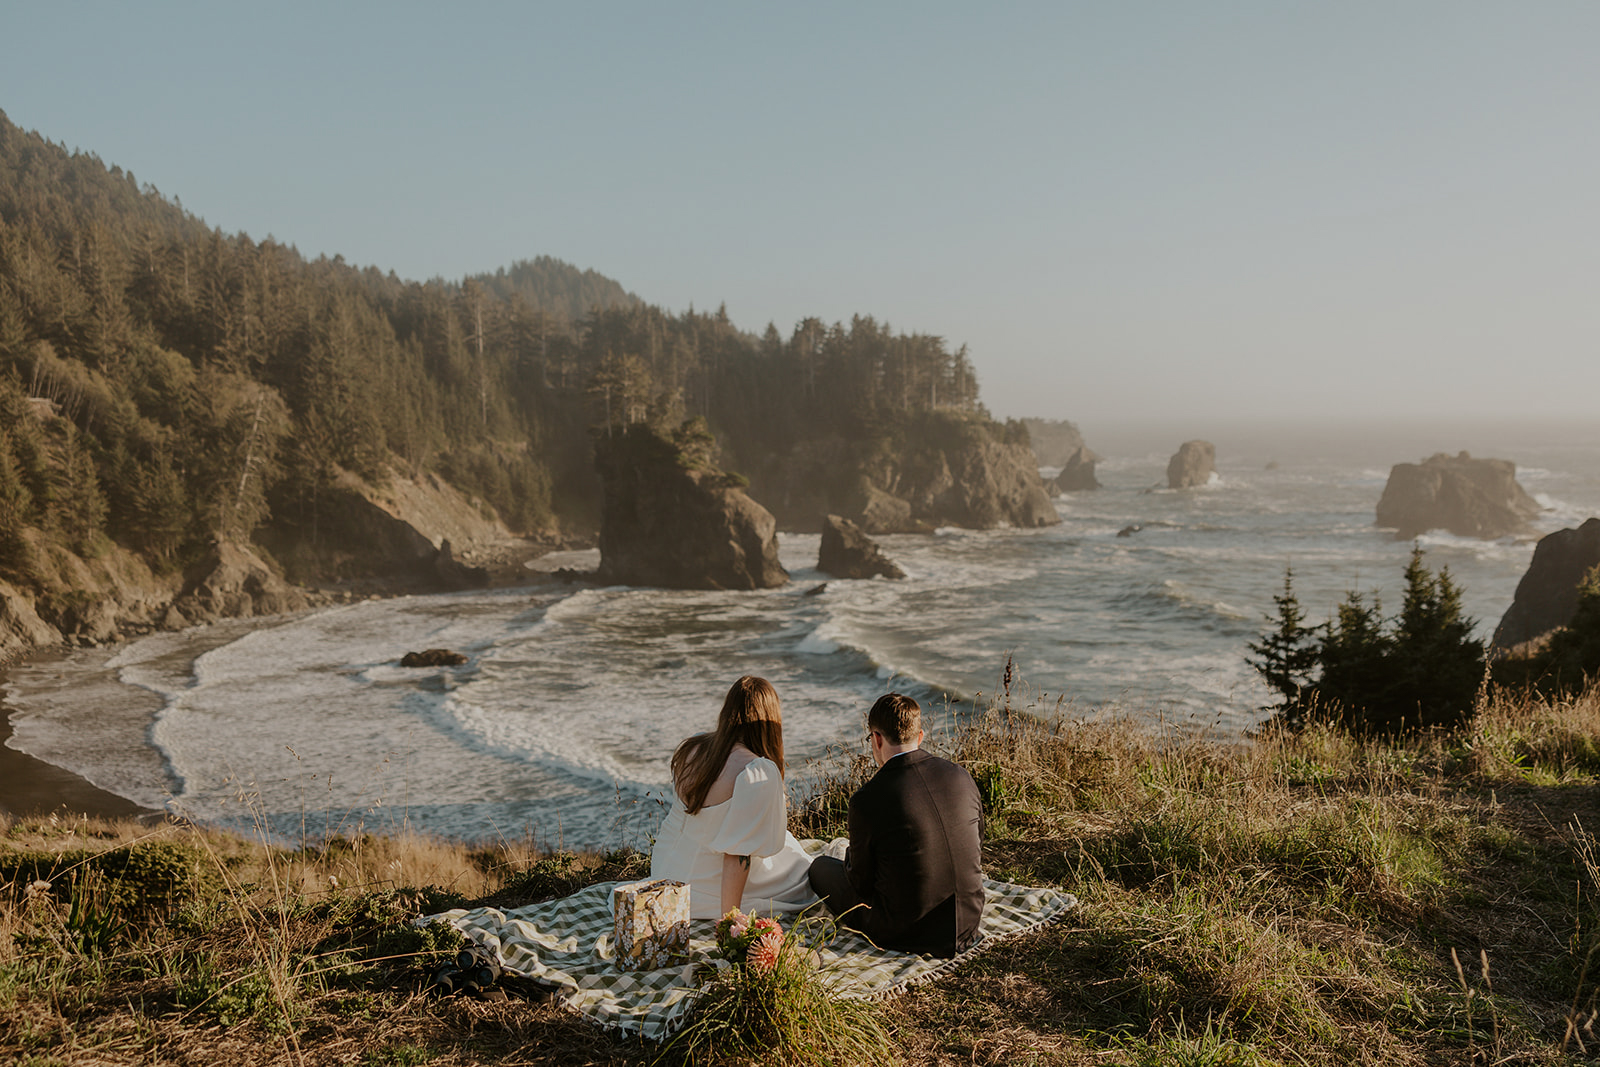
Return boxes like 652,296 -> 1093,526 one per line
3,681 -> 1599,1066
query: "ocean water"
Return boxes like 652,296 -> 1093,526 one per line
5,418 -> 1599,849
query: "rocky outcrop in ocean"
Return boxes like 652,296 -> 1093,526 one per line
400,648 -> 469,667
1050,445 -> 1102,493
1167,441 -> 1216,489
1375,452 -> 1541,541
594,423 -> 788,590
1492,517 -> 1600,651
884,434 -> 1059,530
817,514 -> 906,580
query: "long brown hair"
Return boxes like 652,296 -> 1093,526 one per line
671,675 -> 785,814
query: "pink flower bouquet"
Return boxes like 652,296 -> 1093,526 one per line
714,908 -> 785,972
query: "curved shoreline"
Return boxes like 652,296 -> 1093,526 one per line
0,615 -> 313,823
0,659 -> 162,821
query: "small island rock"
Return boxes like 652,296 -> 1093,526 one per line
401,648 -> 469,667
1051,445 -> 1102,493
1492,517 -> 1600,650
817,515 -> 906,580
1375,451 -> 1541,541
1167,441 -> 1216,489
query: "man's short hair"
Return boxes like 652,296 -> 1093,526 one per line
868,693 -> 921,745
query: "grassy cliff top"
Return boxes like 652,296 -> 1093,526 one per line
4,679 -> 1599,1065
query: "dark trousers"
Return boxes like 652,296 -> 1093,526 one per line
807,856 -> 871,932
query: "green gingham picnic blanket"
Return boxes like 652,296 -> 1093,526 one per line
422,841 -> 1077,1040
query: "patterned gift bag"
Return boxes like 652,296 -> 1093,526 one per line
611,879 -> 690,971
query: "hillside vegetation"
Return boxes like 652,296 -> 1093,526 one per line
3,674 -> 1598,1065
1,109 -> 1017,627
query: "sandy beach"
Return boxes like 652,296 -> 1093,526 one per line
1,658 -> 160,821
0,620 -> 280,823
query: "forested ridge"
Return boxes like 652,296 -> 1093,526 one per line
0,109 -> 1016,608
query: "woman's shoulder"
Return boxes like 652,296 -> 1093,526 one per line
733,753 -> 781,787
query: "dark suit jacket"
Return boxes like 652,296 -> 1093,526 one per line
844,749 -> 984,956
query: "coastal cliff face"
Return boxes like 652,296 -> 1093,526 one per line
1375,452 -> 1541,541
0,535 -> 177,661
594,423 -> 788,590
0,579 -> 72,663
166,542 -> 309,627
745,412 -> 1059,534
1493,517 -> 1600,650
1019,418 -> 1087,468
260,465 -> 511,589
0,461 -> 525,663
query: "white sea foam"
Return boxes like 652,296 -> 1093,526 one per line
1534,494 -> 1593,528
524,548 -> 602,572
1413,531 -> 1536,565
795,627 -> 841,655
543,586 -> 608,622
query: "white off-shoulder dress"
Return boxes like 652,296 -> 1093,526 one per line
649,756 -> 819,920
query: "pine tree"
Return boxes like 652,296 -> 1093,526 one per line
0,429 -> 35,578
1537,564 -> 1600,691
1248,566 -> 1322,724
1285,545 -> 1485,735
56,429 -> 107,555
1312,590 -> 1393,731
1389,544 -> 1482,730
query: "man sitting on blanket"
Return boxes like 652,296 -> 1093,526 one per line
806,692 -> 984,957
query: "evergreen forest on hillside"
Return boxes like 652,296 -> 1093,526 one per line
0,110 -> 1002,594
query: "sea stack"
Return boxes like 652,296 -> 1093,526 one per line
1167,441 -> 1216,489
594,421 -> 788,590
817,514 -> 906,580
1374,452 -> 1541,541
1051,445 -> 1102,493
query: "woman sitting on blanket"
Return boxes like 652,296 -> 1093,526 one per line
650,675 -> 820,919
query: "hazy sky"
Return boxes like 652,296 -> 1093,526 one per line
5,3 -> 1598,425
